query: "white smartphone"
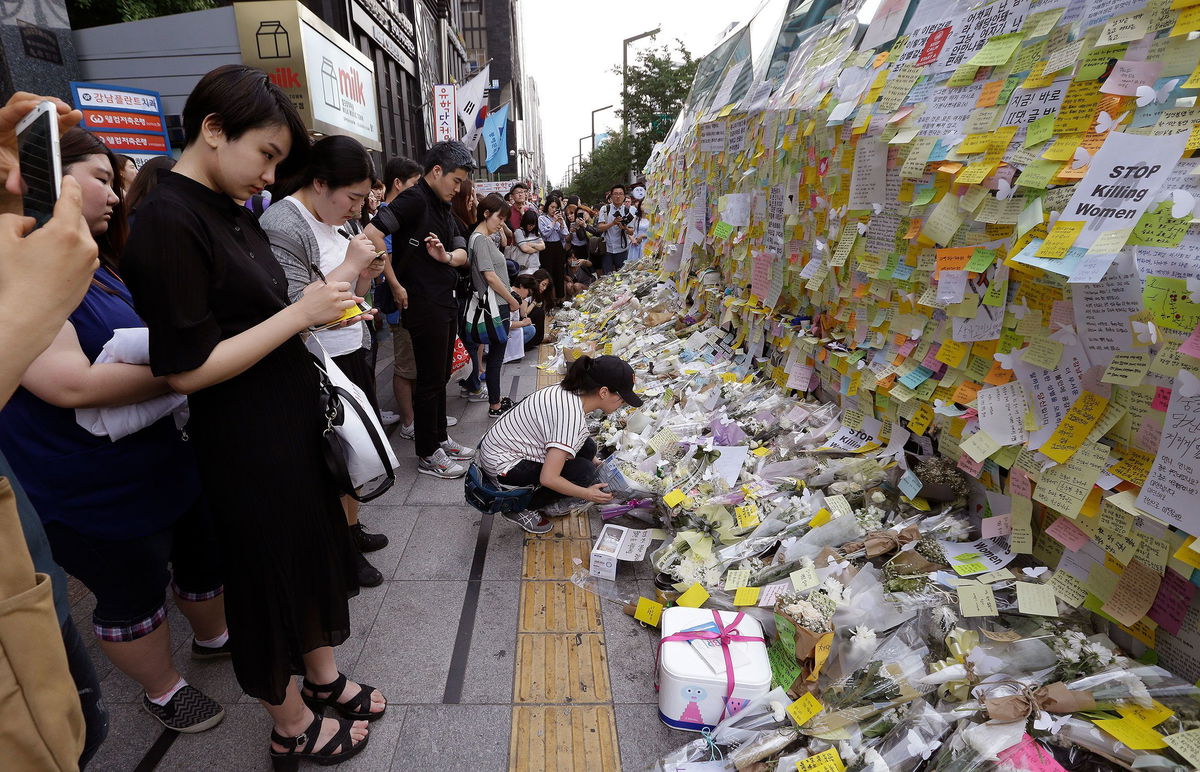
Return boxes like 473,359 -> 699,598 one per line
16,100 -> 62,228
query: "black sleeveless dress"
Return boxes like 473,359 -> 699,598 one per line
122,171 -> 358,704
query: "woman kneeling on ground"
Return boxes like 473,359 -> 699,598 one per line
476,355 -> 642,533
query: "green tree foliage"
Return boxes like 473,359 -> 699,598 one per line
566,133 -> 631,209
617,41 -> 698,176
67,0 -> 217,28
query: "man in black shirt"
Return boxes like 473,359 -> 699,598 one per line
366,141 -> 477,478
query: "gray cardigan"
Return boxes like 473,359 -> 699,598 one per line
259,198 -> 371,350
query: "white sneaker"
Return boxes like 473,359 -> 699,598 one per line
503,509 -> 553,534
446,415 -> 459,427
418,448 -> 467,479
440,437 -> 476,461
379,410 -> 402,426
397,422 -> 415,440
465,390 -> 490,403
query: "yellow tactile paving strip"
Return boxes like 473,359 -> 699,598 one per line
509,346 -> 621,771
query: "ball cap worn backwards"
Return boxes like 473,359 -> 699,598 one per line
589,355 -> 643,408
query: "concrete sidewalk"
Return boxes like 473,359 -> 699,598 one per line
77,330 -> 686,771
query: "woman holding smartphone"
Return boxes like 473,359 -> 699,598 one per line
0,126 -> 229,736
259,135 -> 390,589
122,66 -> 384,769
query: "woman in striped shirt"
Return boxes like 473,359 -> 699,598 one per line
478,355 -> 642,533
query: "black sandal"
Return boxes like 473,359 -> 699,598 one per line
301,672 -> 386,721
269,712 -> 368,770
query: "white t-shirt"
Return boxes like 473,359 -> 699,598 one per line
287,196 -> 364,356
627,216 -> 650,262
599,203 -> 634,253
479,385 -> 589,476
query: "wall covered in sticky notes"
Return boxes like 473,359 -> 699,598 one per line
641,0 -> 1200,681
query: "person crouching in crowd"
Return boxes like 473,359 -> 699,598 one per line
477,355 -> 641,533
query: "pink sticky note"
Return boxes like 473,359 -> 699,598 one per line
1097,60 -> 1164,96
1179,320 -> 1200,359
898,339 -> 918,356
1044,517 -> 1091,551
957,452 -> 984,476
1010,467 -> 1032,498
1151,387 -> 1172,411
1135,418 -> 1162,454
921,346 -> 943,369
1148,568 -> 1197,636
1049,300 -> 1074,331
997,735 -> 1067,772
982,514 -> 1013,538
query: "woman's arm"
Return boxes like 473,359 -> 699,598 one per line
165,282 -> 360,395
539,448 -> 612,502
21,322 -> 171,409
480,268 -> 520,309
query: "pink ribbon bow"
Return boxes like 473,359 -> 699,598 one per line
656,610 -> 765,722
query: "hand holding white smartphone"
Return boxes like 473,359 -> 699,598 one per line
16,100 -> 61,228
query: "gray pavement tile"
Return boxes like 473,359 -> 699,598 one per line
446,419 -> 491,449
601,579 -> 661,705
459,580 -> 520,704
392,506 -> 482,580
481,514 -> 526,579
361,461 -> 420,505
615,703 -> 688,772
388,704 -> 511,771
404,470 -> 474,506
156,702 -> 272,771
335,704 -> 407,769
353,580 -> 467,704
352,504 -> 421,581
339,577 -> 392,673
86,702 -> 167,772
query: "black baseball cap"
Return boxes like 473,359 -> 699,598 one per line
590,355 -> 643,407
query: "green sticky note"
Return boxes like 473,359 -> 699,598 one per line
1128,201 -> 1191,248
968,32 -> 1026,67
1015,158 -> 1061,190
713,221 -> 734,240
947,64 -> 980,88
966,247 -> 997,273
1024,114 -> 1055,148
983,278 -> 1009,307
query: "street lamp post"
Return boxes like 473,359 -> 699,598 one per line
623,27 -> 660,182
591,105 -> 613,151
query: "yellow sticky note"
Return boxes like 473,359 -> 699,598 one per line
1094,717 -> 1167,750
1035,220 -> 1086,258
810,508 -> 834,527
959,583 -> 999,617
733,586 -> 761,606
1021,336 -> 1065,370
676,583 -> 709,608
1172,537 -> 1200,570
1163,729 -> 1200,768
786,693 -> 824,726
1117,699 -> 1175,728
961,430 -> 1002,463
751,446 -> 772,457
1015,581 -> 1060,616
908,403 -> 934,435
633,597 -> 663,627
663,489 -> 687,508
736,505 -> 761,529
796,747 -> 845,772
790,565 -> 819,591
1041,391 -> 1108,464
724,569 -> 751,590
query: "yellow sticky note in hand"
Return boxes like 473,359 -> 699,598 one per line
676,583 -> 710,608
733,586 -> 761,606
633,597 -> 663,627
786,693 -> 824,726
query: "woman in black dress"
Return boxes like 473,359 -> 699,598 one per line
122,65 -> 385,769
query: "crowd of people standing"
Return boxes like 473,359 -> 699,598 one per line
0,62 -> 648,770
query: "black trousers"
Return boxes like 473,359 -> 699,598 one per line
542,240 -> 567,303
405,309 -> 455,457
497,438 -> 598,509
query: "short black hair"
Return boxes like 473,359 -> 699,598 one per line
610,183 -> 626,194
183,64 -> 310,176
422,140 -> 475,175
277,134 -> 372,198
509,181 -> 529,194
475,193 -> 510,227
384,156 -> 421,191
